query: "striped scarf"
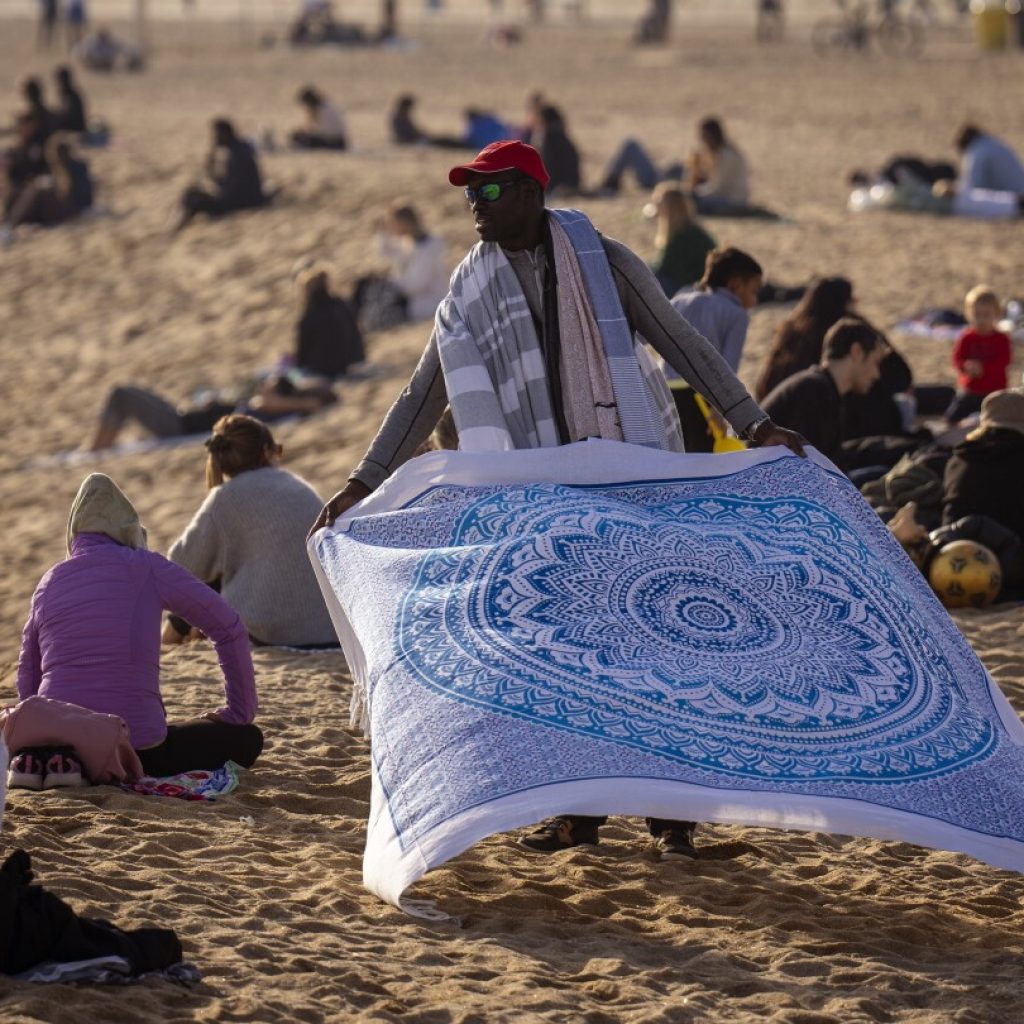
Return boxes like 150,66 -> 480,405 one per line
435,208 -> 683,453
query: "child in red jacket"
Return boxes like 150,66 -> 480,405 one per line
947,285 -> 1012,422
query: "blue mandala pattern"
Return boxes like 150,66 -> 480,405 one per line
385,475 -> 995,784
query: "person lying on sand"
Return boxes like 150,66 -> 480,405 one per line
15,473 -> 263,777
599,116 -> 752,216
164,415 -> 338,649
310,139 -> 805,859
87,373 -> 337,452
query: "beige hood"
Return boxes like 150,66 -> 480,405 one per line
66,473 -> 148,556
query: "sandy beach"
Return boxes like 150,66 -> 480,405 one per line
1,6 -> 1023,1021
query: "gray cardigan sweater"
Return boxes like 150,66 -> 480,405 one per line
169,467 -> 336,647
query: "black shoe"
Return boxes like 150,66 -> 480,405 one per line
518,817 -> 600,853
654,827 -> 698,860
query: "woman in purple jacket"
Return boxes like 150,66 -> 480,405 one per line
15,473 -> 263,778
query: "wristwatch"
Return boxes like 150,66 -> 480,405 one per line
741,416 -> 770,442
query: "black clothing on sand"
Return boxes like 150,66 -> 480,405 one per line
943,429 -> 1024,541
0,849 -> 182,977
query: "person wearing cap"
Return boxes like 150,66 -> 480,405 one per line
942,389 -> 1024,547
311,139 -> 804,859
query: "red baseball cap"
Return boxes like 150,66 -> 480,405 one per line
448,140 -> 550,189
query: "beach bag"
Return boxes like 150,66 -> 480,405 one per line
0,696 -> 142,785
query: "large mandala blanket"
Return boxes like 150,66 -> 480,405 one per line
308,440 -> 1024,909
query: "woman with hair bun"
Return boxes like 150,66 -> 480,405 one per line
165,415 -> 337,649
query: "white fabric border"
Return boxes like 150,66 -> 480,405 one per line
307,440 -> 1024,910
366,768 -> 1024,911
333,439 -> 838,530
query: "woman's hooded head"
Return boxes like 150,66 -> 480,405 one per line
66,473 -> 148,556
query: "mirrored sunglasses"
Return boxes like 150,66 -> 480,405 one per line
464,179 -> 520,204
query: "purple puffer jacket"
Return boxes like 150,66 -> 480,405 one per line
16,533 -> 257,749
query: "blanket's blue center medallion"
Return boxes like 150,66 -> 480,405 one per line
393,480 -> 994,784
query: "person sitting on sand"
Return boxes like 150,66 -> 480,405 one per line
664,247 -> 762,451
53,66 -> 87,134
18,77 -> 56,146
15,473 -> 262,777
164,415 -> 338,649
645,184 -> 717,297
291,86 -> 347,151
2,113 -> 51,217
289,0 -> 340,45
73,28 -> 132,72
2,132 -> 93,231
754,276 -> 856,401
670,247 -> 763,373
686,116 -> 751,215
534,105 -> 581,195
955,124 -> 1024,196
176,119 -> 267,231
390,94 -> 425,145
516,90 -> 545,146
88,373 -> 337,451
353,203 -> 449,330
761,318 -> 885,468
294,263 -> 365,378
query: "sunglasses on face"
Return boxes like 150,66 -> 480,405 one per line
464,179 -> 520,204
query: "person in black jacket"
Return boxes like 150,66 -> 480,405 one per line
53,66 -> 87,133
536,104 -> 581,195
942,389 -> 1024,541
295,264 -> 365,378
762,318 -> 885,468
176,119 -> 267,231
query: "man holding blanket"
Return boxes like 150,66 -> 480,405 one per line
312,140 -> 805,859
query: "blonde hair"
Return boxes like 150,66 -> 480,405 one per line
651,183 -> 696,250
205,415 -> 281,489
964,285 -> 1000,321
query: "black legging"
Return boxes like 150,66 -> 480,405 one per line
138,720 -> 264,777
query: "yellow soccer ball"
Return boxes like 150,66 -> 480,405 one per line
928,541 -> 1002,610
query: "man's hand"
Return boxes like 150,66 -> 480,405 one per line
749,418 -> 807,457
963,358 -> 983,380
308,479 -> 372,539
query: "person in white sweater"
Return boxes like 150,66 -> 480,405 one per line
164,415 -> 337,648
353,203 -> 449,331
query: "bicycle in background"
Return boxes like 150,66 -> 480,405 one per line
812,0 -> 927,57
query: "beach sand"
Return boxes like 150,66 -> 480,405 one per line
1,11 -> 1023,1021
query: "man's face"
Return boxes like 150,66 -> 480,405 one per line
731,274 -> 763,311
850,343 -> 885,395
464,172 -> 532,244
